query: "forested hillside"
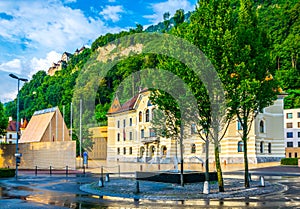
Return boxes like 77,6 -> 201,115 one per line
5,0 -> 299,127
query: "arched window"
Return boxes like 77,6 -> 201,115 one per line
191,143 -> 196,153
140,147 -> 145,158
139,111 -> 142,122
260,141 -> 264,153
123,147 -> 126,155
161,146 -> 167,156
260,120 -> 265,133
150,146 -> 155,157
238,141 -> 244,152
141,129 -> 145,138
268,143 -> 271,153
129,147 -> 133,155
145,109 -> 150,122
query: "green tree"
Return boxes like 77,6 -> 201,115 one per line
0,102 -> 8,136
135,24 -> 144,33
185,0 -> 236,192
173,9 -> 185,27
227,0 -> 278,188
284,90 -> 300,109
163,12 -> 170,32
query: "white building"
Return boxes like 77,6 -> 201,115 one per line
284,108 -> 300,158
107,90 -> 285,164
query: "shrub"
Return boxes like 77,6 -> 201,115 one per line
0,168 -> 15,178
280,158 -> 299,165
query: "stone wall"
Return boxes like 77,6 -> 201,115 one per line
0,141 -> 76,170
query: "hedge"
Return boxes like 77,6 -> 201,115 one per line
280,158 -> 299,165
0,168 -> 15,178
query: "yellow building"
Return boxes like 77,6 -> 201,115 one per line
107,90 -> 285,164
88,126 -> 108,160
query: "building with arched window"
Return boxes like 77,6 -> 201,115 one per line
107,90 -> 285,164
107,89 -> 177,163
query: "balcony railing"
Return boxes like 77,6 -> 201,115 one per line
141,136 -> 159,144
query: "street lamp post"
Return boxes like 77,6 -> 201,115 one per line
9,73 -> 28,180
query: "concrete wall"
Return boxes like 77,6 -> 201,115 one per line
0,141 -> 76,170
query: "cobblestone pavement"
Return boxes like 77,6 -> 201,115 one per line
80,177 -> 286,200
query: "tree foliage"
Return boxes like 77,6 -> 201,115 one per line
0,102 -> 8,136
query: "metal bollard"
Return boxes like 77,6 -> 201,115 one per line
203,181 -> 210,194
50,166 -> 52,176
66,166 -> 68,177
98,177 -> 104,187
259,176 -> 265,187
118,165 -> 120,177
140,165 -> 143,171
105,173 -> 110,182
135,181 -> 140,194
35,166 -> 37,176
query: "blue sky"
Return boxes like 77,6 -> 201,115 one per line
0,0 -> 197,103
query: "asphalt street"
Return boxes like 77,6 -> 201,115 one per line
0,166 -> 300,208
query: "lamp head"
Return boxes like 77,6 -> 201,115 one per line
9,73 -> 18,79
20,78 -> 28,82
9,73 -> 28,82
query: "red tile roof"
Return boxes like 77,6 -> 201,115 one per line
108,94 -> 139,114
7,121 -> 20,132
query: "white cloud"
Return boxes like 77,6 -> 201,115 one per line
100,5 -> 125,22
0,59 -> 22,75
64,0 -> 77,3
0,90 -> 17,103
30,51 -> 61,77
144,0 -> 195,24
0,0 -> 122,79
0,1 -> 120,51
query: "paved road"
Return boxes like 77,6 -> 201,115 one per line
0,166 -> 300,208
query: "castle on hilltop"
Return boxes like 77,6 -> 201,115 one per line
47,46 -> 86,76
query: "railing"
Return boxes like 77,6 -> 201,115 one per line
21,166 -> 79,177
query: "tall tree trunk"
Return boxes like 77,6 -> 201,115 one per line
243,133 -> 250,188
180,125 -> 184,187
214,143 -> 224,192
205,139 -> 210,181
